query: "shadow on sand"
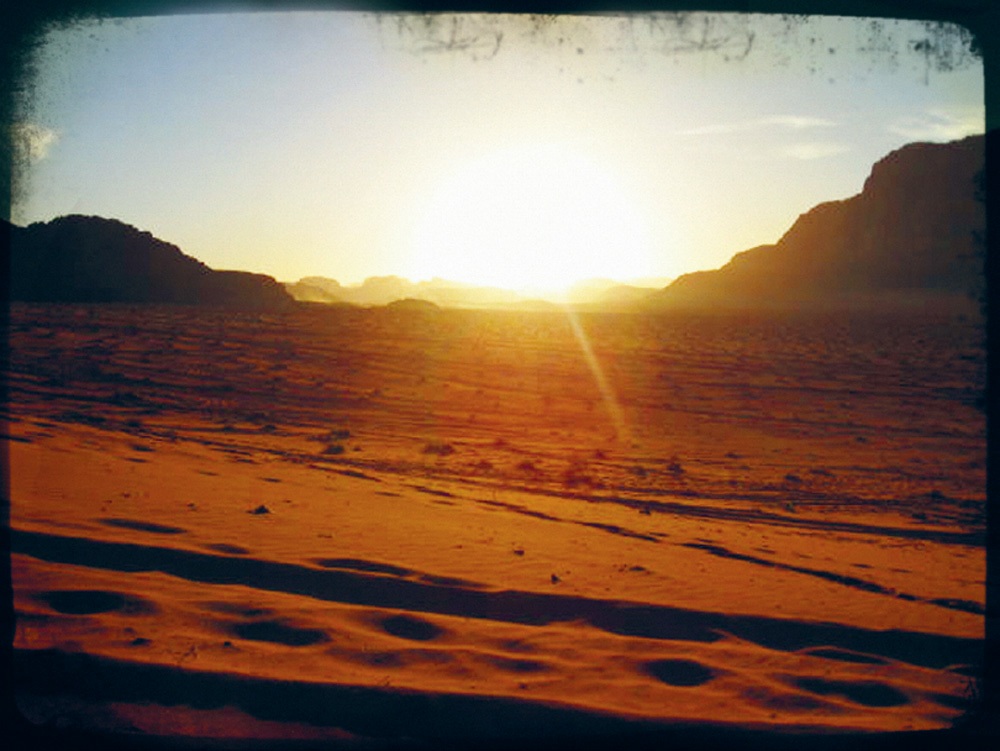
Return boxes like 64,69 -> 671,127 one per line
12,528 -> 980,671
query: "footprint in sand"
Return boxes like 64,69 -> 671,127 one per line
38,589 -> 157,615
644,659 -> 717,687
380,614 -> 445,642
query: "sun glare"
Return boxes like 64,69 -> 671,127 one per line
408,144 -> 653,296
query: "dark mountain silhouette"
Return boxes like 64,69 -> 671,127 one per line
649,135 -> 985,310
7,215 -> 294,309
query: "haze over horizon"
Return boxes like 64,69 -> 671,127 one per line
12,11 -> 984,295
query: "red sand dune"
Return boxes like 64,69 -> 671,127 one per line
7,302 -> 985,743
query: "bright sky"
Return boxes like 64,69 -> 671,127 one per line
12,11 -> 984,296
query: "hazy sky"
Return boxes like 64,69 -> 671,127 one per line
12,11 -> 984,294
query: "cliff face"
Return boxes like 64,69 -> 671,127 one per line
652,135 -> 985,309
7,215 -> 294,310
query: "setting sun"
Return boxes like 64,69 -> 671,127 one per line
407,143 -> 654,295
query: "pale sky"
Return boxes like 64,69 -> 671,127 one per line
11,11 -> 984,295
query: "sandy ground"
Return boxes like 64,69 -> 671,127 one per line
5,302 -> 986,743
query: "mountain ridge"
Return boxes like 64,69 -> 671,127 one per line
282,274 -> 657,309
7,215 -> 294,310
649,134 -> 985,310
6,135 -> 984,313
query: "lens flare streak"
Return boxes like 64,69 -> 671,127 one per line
563,306 -> 630,445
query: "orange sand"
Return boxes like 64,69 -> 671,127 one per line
7,302 -> 985,742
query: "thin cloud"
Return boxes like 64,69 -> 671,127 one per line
888,108 -> 985,142
12,122 -> 60,162
782,141 -> 852,160
678,115 -> 836,136
765,116 -> 837,129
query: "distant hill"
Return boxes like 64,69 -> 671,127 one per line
385,297 -> 441,313
7,215 -> 294,310
286,274 -> 660,309
285,275 -> 524,308
565,278 -> 655,306
649,135 -> 985,310
284,278 -> 344,304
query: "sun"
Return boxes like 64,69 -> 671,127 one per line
407,143 -> 653,297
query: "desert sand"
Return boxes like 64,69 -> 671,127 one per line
6,301 -> 986,743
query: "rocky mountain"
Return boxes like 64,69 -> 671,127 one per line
6,215 -> 294,310
649,135 -> 985,310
